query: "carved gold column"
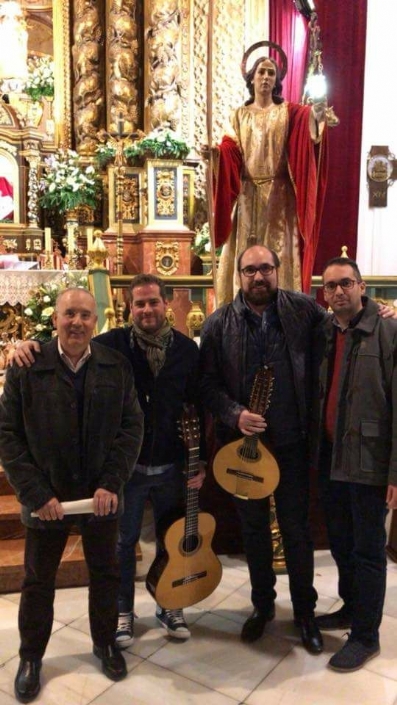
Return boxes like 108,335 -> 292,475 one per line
144,0 -> 184,133
53,0 -> 73,147
72,0 -> 105,154
107,0 -> 141,135
20,140 -> 41,230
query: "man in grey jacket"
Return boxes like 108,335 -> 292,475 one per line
312,257 -> 397,672
0,288 -> 143,702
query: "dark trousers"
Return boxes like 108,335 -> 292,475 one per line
117,465 -> 184,613
235,440 -> 317,618
19,519 -> 120,660
319,442 -> 388,647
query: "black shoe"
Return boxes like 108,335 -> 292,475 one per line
14,659 -> 41,703
93,644 -> 127,681
315,606 -> 352,631
294,616 -> 324,654
241,606 -> 275,643
328,638 -> 380,672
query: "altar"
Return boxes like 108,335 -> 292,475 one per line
0,269 -> 82,306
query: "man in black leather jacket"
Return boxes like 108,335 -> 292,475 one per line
199,244 -> 327,654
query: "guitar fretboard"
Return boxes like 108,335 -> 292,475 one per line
185,445 -> 200,549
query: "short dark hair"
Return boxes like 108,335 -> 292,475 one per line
237,246 -> 281,272
322,257 -> 362,283
130,273 -> 167,301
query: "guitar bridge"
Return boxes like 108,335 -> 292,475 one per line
226,468 -> 264,483
172,570 -> 207,588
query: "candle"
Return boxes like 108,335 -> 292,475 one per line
67,225 -> 75,254
44,227 -> 52,253
86,226 -> 94,252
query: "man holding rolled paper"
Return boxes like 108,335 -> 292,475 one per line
0,288 -> 143,702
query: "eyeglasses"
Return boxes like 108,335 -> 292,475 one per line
323,278 -> 359,293
240,264 -> 275,278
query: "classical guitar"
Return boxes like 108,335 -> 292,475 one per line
146,406 -> 222,609
213,365 -> 279,500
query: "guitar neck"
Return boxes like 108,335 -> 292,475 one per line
185,445 -> 199,538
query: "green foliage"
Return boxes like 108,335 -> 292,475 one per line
95,130 -> 190,168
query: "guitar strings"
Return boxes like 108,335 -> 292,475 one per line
236,366 -> 273,494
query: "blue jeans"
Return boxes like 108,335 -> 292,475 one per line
319,442 -> 388,646
117,465 -> 184,613
235,440 -> 318,618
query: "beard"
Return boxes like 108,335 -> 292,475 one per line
244,281 -> 276,307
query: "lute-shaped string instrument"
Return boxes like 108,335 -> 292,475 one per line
213,365 -> 279,500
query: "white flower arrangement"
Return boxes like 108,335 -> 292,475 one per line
39,149 -> 100,213
24,55 -> 54,102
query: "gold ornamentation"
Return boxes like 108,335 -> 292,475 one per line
146,1 -> 182,131
72,0 -> 103,154
108,0 -> 139,135
88,230 -> 109,269
53,0 -> 72,147
269,495 -> 286,571
20,148 -> 40,228
166,305 -> 175,327
155,167 -> 176,217
186,301 -> 205,338
155,241 -> 179,275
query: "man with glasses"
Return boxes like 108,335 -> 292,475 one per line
311,256 -> 397,672
199,244 -> 328,654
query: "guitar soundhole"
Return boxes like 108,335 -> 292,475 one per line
182,534 -> 200,554
237,445 -> 260,462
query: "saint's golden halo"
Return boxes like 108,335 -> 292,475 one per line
241,40 -> 288,82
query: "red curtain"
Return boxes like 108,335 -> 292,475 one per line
313,0 -> 367,272
269,0 -> 368,274
269,0 -> 308,103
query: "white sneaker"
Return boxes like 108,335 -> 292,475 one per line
156,607 -> 191,639
116,611 -> 134,648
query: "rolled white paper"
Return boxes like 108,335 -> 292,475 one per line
31,498 -> 94,517
44,227 -> 52,253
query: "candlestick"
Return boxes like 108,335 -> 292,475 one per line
86,226 -> 94,252
67,224 -> 75,254
44,227 -> 52,254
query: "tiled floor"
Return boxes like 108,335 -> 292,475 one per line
1,538 -> 397,705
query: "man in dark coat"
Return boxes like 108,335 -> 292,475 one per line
312,257 -> 397,672
0,288 -> 143,703
199,244 -> 327,655
13,274 -> 205,648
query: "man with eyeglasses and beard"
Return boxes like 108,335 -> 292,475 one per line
199,244 -> 328,655
311,257 -> 397,673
